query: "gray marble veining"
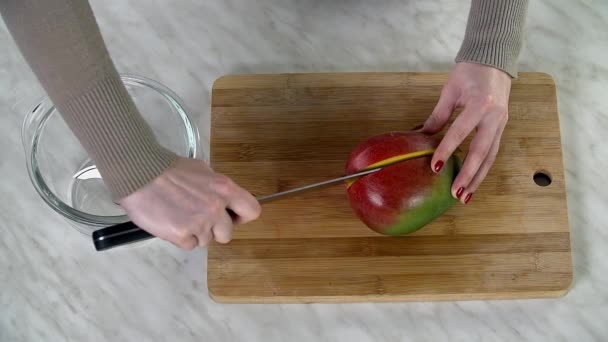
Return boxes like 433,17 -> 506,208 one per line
1,0 -> 607,341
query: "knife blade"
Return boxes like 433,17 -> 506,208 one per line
255,164 -> 385,203
91,148 -> 435,251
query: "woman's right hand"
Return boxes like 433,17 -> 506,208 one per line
118,156 -> 261,250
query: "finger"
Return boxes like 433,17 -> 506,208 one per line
165,223 -> 200,250
197,229 -> 214,248
211,210 -> 234,244
419,84 -> 459,134
463,126 -> 504,201
430,107 -> 481,174
451,118 -> 499,199
226,188 -> 262,224
173,234 -> 198,251
210,175 -> 262,223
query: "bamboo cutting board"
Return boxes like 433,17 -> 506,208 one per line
207,72 -> 572,303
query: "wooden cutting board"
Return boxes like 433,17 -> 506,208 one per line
207,72 -> 572,303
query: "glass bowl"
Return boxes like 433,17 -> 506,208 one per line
22,74 -> 201,236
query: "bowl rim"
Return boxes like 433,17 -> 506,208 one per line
22,73 -> 200,230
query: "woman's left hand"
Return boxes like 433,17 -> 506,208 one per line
418,62 -> 512,204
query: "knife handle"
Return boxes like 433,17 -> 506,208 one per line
92,221 -> 154,251
92,209 -> 240,251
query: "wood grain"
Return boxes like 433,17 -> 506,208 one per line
208,72 -> 572,303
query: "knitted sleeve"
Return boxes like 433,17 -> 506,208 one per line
0,0 -> 177,200
456,0 -> 530,77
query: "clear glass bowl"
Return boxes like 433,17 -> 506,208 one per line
22,74 -> 201,236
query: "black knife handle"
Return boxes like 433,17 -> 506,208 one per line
92,221 -> 154,251
92,208 -> 241,251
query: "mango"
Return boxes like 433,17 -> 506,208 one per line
345,131 -> 461,235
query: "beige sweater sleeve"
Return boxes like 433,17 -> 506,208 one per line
1,0 -> 528,200
0,0 -> 177,200
456,0 -> 529,77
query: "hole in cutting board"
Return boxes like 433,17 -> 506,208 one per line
533,171 -> 552,187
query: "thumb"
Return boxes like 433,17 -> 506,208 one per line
419,85 -> 459,134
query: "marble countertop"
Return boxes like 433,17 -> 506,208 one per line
1,0 -> 607,341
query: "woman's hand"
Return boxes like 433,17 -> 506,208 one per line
418,62 -> 512,204
118,157 -> 261,250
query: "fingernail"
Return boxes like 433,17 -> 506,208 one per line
464,193 -> 473,204
433,160 -> 444,173
456,187 -> 464,198
411,124 -> 424,131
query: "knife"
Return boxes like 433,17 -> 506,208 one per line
90,166 -> 383,251
91,149 -> 435,251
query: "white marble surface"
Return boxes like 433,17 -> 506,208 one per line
1,0 -> 607,341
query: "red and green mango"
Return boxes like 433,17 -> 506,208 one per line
345,131 -> 461,235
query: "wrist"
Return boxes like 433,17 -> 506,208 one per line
455,61 -> 513,80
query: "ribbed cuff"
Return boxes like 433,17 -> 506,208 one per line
456,0 -> 529,78
61,75 -> 178,200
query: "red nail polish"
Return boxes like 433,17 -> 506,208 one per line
456,187 -> 464,198
433,160 -> 444,173
464,193 -> 473,204
412,124 -> 424,131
